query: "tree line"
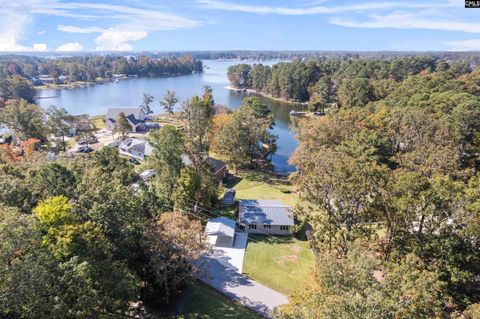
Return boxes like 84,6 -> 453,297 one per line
227,57 -> 473,108
0,55 -> 202,84
277,61 -> 480,318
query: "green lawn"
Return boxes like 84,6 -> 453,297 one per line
91,115 -> 106,130
172,283 -> 260,319
233,179 -> 296,206
243,235 -> 315,295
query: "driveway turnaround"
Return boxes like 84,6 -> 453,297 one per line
199,233 -> 289,318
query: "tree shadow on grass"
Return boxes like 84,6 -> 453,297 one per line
248,234 -> 295,246
224,175 -> 243,188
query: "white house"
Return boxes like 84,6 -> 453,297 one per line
105,107 -> 147,132
238,200 -> 294,235
205,217 -> 236,247
118,138 -> 152,161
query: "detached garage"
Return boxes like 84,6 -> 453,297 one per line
205,217 -> 236,247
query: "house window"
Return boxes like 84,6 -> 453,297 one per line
263,225 -> 271,229
280,225 -> 290,231
248,224 -> 257,230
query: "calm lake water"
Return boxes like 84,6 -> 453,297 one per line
36,60 -> 304,173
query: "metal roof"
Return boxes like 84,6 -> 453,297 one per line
239,200 -> 294,226
205,217 -> 236,238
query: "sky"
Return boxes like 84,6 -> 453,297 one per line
1,0 -> 480,52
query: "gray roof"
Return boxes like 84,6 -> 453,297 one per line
181,155 -> 226,173
209,157 -> 227,173
239,200 -> 294,226
105,108 -> 144,123
205,217 -> 236,237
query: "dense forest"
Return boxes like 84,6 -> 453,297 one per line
0,88 -> 228,318
0,55 -> 203,82
277,59 -> 480,318
227,57 -> 474,106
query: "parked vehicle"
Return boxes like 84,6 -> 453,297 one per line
77,146 -> 93,153
129,158 -> 140,165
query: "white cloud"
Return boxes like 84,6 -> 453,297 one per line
0,0 -> 201,52
32,43 -> 48,51
56,42 -> 83,52
331,13 -> 480,33
37,30 -> 45,35
53,2 -> 202,50
195,0 -> 443,15
94,30 -> 148,51
58,25 -> 105,34
445,39 -> 480,51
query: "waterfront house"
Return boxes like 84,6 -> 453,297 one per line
38,75 -> 55,84
105,107 -> 147,132
238,200 -> 294,235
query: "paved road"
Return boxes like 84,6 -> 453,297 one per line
198,254 -> 289,318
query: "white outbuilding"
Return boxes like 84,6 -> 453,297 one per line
205,217 -> 236,247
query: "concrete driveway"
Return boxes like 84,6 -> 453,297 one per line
210,232 -> 248,273
199,232 -> 289,318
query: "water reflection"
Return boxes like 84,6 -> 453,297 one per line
36,60 -> 299,173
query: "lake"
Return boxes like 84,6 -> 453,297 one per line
36,60 -> 304,173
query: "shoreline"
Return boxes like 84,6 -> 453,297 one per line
224,86 -> 308,106
34,72 -> 203,91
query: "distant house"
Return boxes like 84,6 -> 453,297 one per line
118,138 -> 152,161
105,108 -> 147,132
38,75 -> 54,84
238,200 -> 294,235
205,217 -> 236,247
181,155 -> 227,179
223,188 -> 236,205
58,75 -> 68,83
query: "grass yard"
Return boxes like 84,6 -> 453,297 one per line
233,179 -> 296,206
222,170 -> 297,205
91,115 -> 106,130
172,282 -> 260,319
243,235 -> 315,295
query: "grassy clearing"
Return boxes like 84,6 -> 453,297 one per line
91,115 -> 106,130
243,235 -> 314,295
223,169 -> 297,206
171,282 -> 260,319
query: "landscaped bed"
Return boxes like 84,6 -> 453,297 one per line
243,235 -> 315,295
